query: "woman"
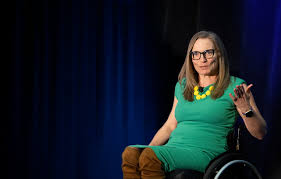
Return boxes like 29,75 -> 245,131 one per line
121,31 -> 267,179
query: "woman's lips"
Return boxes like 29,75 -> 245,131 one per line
200,66 -> 208,69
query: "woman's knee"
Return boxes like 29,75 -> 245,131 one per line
122,146 -> 141,163
139,148 -> 161,167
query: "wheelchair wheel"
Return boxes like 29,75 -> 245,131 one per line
203,152 -> 262,179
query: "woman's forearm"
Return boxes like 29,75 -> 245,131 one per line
241,109 -> 267,140
149,126 -> 173,146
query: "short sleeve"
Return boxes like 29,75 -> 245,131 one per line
175,82 -> 180,100
229,76 -> 247,97
175,78 -> 186,100
234,76 -> 247,86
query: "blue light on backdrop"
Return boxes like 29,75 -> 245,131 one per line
239,0 -> 281,176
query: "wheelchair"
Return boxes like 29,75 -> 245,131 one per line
166,121 -> 262,179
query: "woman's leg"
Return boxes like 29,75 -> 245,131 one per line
139,148 -> 165,179
121,147 -> 142,179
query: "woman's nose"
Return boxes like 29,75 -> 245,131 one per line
200,56 -> 207,62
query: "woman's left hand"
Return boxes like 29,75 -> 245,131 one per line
229,84 -> 253,113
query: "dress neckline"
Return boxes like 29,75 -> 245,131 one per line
199,82 -> 215,88
198,82 -> 215,93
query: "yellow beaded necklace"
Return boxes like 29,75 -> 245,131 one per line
194,85 -> 214,100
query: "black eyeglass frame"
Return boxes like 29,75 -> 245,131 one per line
190,49 -> 215,60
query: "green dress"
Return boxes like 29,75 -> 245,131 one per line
130,76 -> 246,173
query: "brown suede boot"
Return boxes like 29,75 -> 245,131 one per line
122,147 -> 142,179
139,148 -> 166,179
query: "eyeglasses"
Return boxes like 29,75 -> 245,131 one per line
190,49 -> 215,60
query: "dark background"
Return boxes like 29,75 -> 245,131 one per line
7,0 -> 281,178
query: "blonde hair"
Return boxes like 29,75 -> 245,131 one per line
178,31 -> 230,101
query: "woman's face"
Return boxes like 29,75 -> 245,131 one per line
191,38 -> 218,76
